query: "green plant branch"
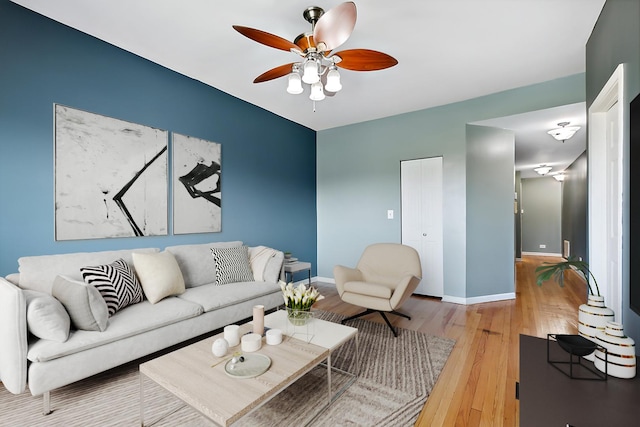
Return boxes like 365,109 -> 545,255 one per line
535,257 -> 600,296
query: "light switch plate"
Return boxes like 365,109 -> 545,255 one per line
387,210 -> 394,219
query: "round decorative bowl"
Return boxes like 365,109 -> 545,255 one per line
555,334 -> 597,357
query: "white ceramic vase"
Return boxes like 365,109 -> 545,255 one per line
211,338 -> 229,357
594,321 -> 636,379
578,295 -> 615,361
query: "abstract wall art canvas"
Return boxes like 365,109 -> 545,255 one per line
54,104 -> 168,240
172,133 -> 221,234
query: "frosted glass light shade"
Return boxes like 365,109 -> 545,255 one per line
302,60 -> 320,84
325,68 -> 342,92
534,166 -> 552,175
309,81 -> 325,101
286,73 -> 303,94
547,126 -> 580,141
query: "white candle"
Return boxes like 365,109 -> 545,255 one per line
224,324 -> 240,347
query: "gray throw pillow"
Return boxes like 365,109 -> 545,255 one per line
23,290 -> 71,342
52,275 -> 109,332
210,246 -> 255,285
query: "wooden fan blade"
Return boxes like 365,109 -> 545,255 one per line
313,2 -> 356,52
233,25 -> 300,53
253,63 -> 296,83
333,49 -> 398,71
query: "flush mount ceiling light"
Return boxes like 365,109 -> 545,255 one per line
534,165 -> 552,175
553,173 -> 566,182
233,2 -> 398,111
547,121 -> 581,142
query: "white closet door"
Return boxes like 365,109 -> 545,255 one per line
401,157 -> 444,297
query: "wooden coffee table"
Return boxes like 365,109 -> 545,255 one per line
139,310 -> 358,426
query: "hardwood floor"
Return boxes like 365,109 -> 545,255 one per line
313,255 -> 586,427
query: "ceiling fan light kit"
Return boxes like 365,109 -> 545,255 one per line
233,2 -> 397,109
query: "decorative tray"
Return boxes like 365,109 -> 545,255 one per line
224,353 -> 271,379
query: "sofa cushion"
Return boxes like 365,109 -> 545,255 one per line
178,281 -> 281,313
23,290 -> 70,343
211,246 -> 254,285
166,241 -> 243,288
132,251 -> 185,304
343,281 -> 393,299
81,259 -> 144,316
52,275 -> 109,332
27,297 -> 203,363
18,248 -> 159,294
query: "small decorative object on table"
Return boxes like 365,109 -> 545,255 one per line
594,321 -> 636,379
211,338 -> 229,357
279,280 -> 324,326
547,333 -> 607,380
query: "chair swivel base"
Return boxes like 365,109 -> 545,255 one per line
341,308 -> 410,337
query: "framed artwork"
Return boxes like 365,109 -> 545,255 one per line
172,133 -> 222,234
54,104 -> 168,240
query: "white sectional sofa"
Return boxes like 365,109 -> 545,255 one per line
0,241 -> 284,414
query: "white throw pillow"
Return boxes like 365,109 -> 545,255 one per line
52,275 -> 109,332
132,251 -> 185,304
23,290 -> 71,342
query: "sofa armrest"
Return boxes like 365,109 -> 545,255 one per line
333,265 -> 363,296
0,277 -> 28,394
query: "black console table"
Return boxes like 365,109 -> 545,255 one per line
519,334 -> 640,426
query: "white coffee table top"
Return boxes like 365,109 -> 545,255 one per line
264,310 -> 357,351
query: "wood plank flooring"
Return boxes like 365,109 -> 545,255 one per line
313,255 -> 586,427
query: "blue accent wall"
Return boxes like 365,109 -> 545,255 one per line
0,1 -> 317,276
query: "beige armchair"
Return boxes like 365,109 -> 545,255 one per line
333,243 -> 422,337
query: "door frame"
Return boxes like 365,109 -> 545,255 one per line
588,63 -> 625,321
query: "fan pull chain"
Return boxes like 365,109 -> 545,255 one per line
313,100 -> 316,112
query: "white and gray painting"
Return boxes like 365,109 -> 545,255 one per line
172,133 -> 221,234
54,105 -> 168,240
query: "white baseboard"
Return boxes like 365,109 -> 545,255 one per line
522,252 -> 562,257
315,276 -> 515,305
442,292 -> 516,305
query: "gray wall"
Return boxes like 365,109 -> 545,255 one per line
561,151 -> 588,261
521,178 -> 562,254
586,0 -> 640,343
466,125 -> 515,297
515,171 -> 523,259
317,74 -> 585,299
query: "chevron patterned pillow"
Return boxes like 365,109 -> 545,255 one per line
81,258 -> 144,316
210,246 -> 255,285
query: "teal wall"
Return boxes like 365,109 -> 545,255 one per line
562,151 -> 588,262
586,0 -> 640,343
466,125 -> 515,298
0,1 -> 317,276
521,178 -> 562,254
317,74 -> 585,299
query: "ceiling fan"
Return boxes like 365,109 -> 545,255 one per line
232,2 -> 398,102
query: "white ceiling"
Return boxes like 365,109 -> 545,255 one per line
11,0 -> 602,177
476,102 -> 587,179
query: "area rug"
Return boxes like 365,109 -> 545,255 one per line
0,311 -> 455,426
